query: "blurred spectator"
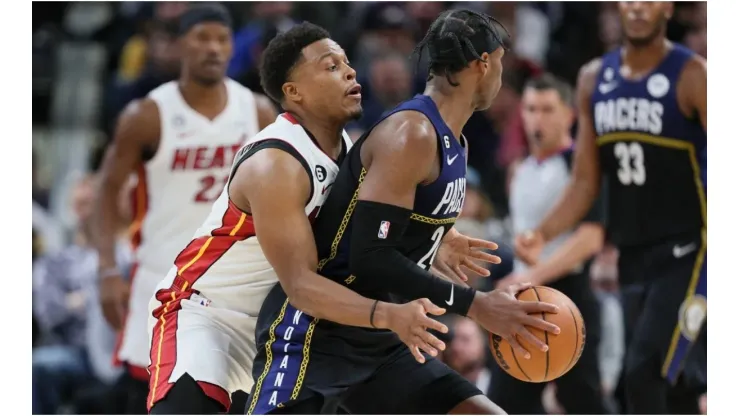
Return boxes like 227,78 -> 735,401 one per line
442,316 -> 492,394
115,2 -> 188,82
228,1 -> 297,88
32,174 -> 130,414
105,17 -> 182,138
352,3 -> 417,79
488,3 -> 550,67
405,2 -> 444,38
348,51 -> 413,139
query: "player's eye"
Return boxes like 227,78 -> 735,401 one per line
328,65 -> 338,71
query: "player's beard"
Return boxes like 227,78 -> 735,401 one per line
350,107 -> 363,121
624,18 -> 666,48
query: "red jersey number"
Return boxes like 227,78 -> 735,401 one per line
195,174 -> 229,203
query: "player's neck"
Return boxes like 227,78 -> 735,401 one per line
178,78 -> 227,108
622,37 -> 671,76
288,111 -> 345,159
424,84 -> 474,141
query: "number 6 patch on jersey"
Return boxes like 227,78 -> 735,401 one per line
378,221 -> 391,239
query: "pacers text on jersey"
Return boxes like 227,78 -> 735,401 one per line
593,97 -> 664,136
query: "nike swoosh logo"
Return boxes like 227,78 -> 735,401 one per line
321,183 -> 334,195
446,154 -> 459,165
598,82 -> 618,94
673,243 -> 698,258
445,284 -> 454,306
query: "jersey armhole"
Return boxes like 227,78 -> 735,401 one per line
229,139 -> 315,207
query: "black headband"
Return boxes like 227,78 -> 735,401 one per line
428,28 -> 501,64
178,5 -> 232,36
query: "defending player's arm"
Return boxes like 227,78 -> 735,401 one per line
348,113 -> 560,356
519,223 -> 604,286
92,98 -> 160,330
516,193 -> 605,287
516,60 -> 603,263
231,149 -> 449,362
678,55 -> 707,130
254,93 -> 279,129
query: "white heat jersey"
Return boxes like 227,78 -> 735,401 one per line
154,113 -> 352,316
116,79 -> 259,368
132,79 -> 259,276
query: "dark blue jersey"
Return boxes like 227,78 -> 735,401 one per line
591,44 -> 706,246
313,94 -> 467,301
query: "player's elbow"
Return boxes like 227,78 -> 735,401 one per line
279,272 -> 321,317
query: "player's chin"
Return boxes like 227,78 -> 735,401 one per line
345,103 -> 363,121
194,72 -> 224,86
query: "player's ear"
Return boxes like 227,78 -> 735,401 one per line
282,82 -> 302,104
477,52 -> 490,77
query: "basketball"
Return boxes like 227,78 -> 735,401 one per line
488,286 -> 586,383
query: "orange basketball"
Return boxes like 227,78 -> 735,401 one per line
488,286 -> 586,383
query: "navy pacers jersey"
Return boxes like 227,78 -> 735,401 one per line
591,44 -> 707,247
314,94 -> 467,303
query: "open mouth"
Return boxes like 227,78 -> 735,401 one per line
346,84 -> 362,98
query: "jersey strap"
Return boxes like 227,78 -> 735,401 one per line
230,139 -> 315,205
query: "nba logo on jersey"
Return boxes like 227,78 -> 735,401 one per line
378,221 -> 391,239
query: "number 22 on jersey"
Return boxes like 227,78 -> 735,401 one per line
195,174 -> 229,203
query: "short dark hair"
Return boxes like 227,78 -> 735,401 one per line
413,9 -> 509,87
259,22 -> 331,103
178,3 -> 232,36
524,73 -> 574,106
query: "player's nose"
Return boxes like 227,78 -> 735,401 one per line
345,64 -> 357,81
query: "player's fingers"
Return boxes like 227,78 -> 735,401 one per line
452,264 -> 469,282
467,238 -> 499,251
418,298 -> 446,316
420,314 -> 448,334
407,343 -> 426,364
413,335 -> 439,358
516,326 -> 549,353
462,258 -> 491,277
504,334 -> 532,360
418,329 -> 446,352
521,313 -> 561,335
507,281 -> 533,294
468,250 -> 502,264
521,300 -> 560,315
441,262 -> 465,282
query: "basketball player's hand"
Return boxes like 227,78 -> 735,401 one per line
469,282 -> 560,358
385,299 -> 449,364
495,273 -> 528,290
514,230 -> 545,266
433,228 -> 501,282
99,273 -> 130,330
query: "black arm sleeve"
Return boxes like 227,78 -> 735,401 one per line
348,200 -> 476,316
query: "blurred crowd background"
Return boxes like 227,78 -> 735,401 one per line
32,1 -> 708,414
